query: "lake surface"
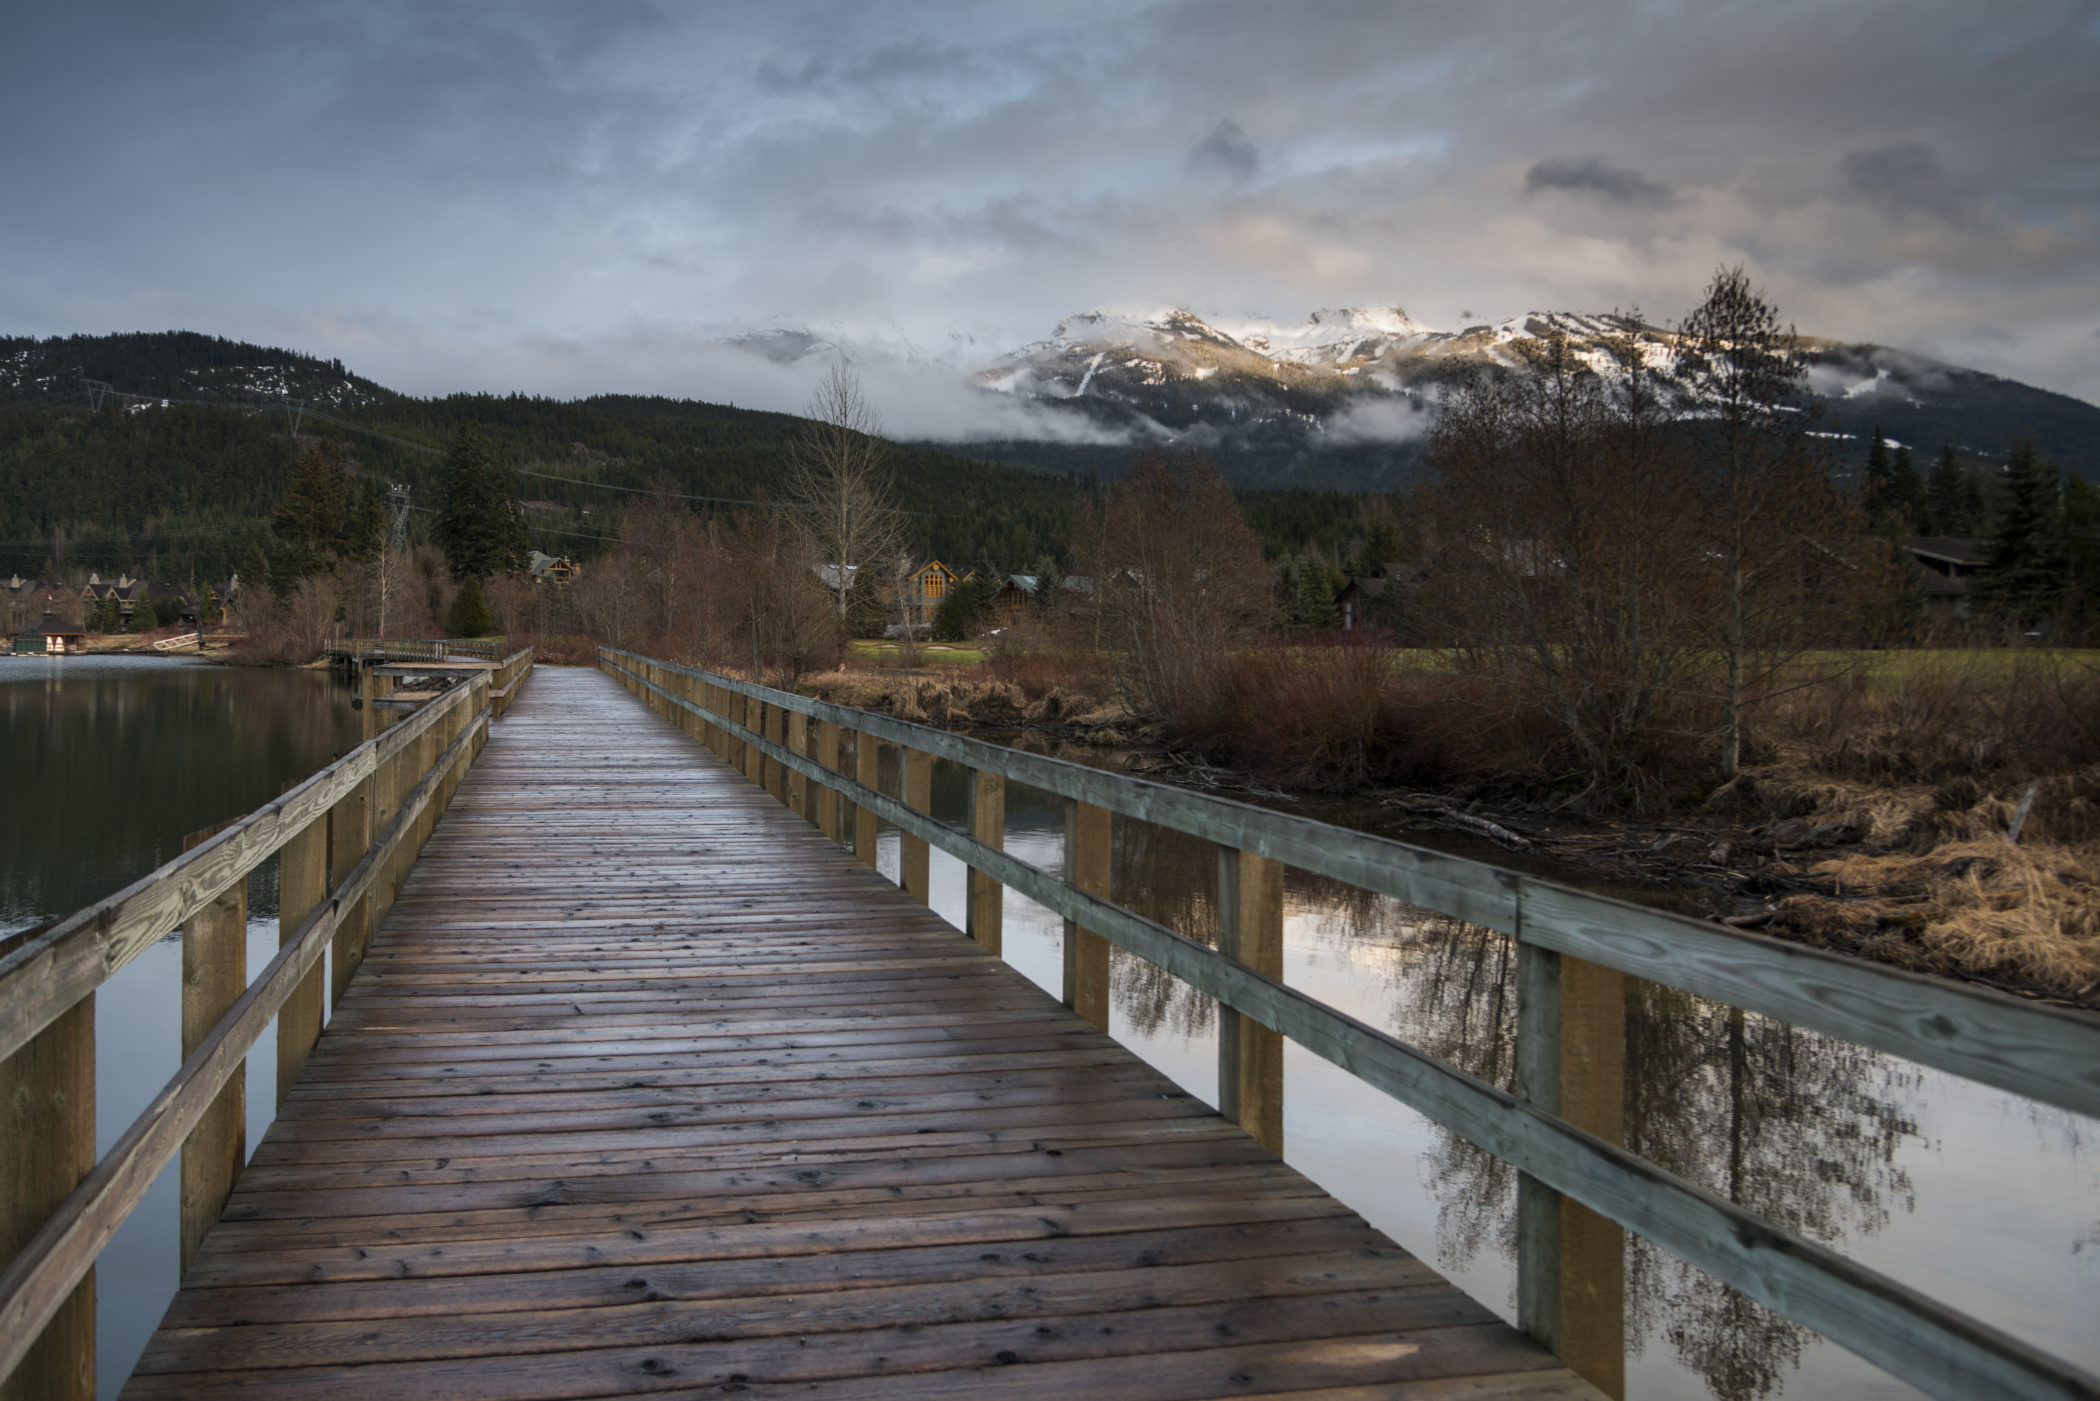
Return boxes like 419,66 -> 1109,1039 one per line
867,750 -> 2100,1401
1,653 -> 360,1398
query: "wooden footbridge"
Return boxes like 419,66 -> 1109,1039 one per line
4,649 -> 2098,1400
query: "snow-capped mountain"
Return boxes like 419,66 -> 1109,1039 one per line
960,304 -> 2100,487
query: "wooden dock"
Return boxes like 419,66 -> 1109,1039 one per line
121,667 -> 1589,1399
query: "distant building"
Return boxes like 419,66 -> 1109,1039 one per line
1908,537 -> 1989,620
80,572 -> 197,628
4,575 -> 50,632
989,574 -> 1037,621
896,559 -> 971,632
527,551 -> 580,585
1337,562 -> 1416,633
12,613 -> 86,655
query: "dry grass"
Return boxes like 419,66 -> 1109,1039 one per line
1811,840 -> 2100,993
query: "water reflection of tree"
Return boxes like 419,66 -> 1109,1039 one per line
1107,818 -> 1218,1040
1292,877 -> 1924,1401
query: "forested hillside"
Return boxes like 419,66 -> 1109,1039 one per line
0,332 -> 1382,587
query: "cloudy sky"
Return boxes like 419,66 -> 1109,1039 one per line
4,0 -> 2097,430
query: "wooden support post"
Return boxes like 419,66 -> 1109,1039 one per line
816,720 -> 842,842
1216,846 -> 1285,1153
742,696 -> 761,784
853,731 -> 879,868
0,933 -> 93,1401
787,711 -> 810,822
178,824 -> 245,1277
277,797 -> 328,1110
329,767 -> 372,1010
968,770 -> 1004,954
902,747 -> 932,903
1062,799 -> 1112,1030
769,704 -> 790,805
1517,944 -> 1627,1400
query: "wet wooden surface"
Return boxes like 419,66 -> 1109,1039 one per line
123,666 -> 1592,1400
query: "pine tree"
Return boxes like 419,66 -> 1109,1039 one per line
1977,438 -> 2067,627
271,440 -> 355,590
1925,445 -> 1968,535
446,575 -> 495,637
1891,444 -> 1923,529
1864,426 -> 1891,506
434,424 -> 527,582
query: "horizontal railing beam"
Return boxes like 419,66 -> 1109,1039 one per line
0,679 -> 480,1065
604,650 -> 2100,1401
0,699 -> 489,1384
600,649 -> 2100,1125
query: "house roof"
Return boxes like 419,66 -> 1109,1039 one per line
1908,537 -> 1990,568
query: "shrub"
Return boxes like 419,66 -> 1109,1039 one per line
447,576 -> 495,638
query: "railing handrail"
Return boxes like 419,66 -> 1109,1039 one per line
596,650 -> 2100,1121
0,647 -> 532,1389
600,646 -> 2100,1401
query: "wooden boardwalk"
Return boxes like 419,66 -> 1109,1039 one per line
123,667 -> 1591,1400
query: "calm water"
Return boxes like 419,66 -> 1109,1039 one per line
1,653 -> 359,1398
863,749 -> 2100,1401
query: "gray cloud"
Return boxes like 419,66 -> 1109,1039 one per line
1188,118 -> 1260,181
1843,141 -> 1964,218
2,0 -> 2097,406
1524,157 -> 1676,209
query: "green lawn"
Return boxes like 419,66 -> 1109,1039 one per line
847,640 -> 990,667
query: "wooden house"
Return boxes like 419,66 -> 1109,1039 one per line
989,574 -> 1038,621
528,550 -> 581,585
1908,537 -> 1989,621
898,560 -> 971,632
1337,562 -> 1415,633
4,575 -> 49,633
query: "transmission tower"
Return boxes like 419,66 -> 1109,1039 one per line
82,379 -> 113,411
387,483 -> 413,552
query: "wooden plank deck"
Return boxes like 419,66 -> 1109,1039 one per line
123,667 -> 1593,1400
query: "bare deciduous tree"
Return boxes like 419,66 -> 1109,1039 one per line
1081,450 -> 1273,725
786,361 -> 901,634
1425,327 -> 1708,801
1680,266 -> 1851,778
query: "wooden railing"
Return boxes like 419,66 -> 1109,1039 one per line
326,635 -> 506,665
0,648 -> 533,1396
601,647 -> 2100,1401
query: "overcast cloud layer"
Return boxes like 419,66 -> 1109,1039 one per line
3,1 -> 2097,432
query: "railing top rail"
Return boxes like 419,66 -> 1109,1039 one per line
0,670 -> 493,1064
600,648 -> 2100,1125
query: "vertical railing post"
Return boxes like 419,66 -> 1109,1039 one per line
277,797 -> 327,1109
968,770 -> 1004,953
1517,943 -> 1627,1399
787,710 -> 810,821
178,823 -> 245,1276
853,731 -> 879,868
742,694 -> 761,783
1061,799 -> 1112,1030
902,747 -> 932,903
768,703 -> 790,805
1215,847 -> 1284,1153
816,719 -> 842,841
329,757 -> 373,1010
0,932 -> 92,1401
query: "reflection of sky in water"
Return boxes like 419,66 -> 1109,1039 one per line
869,755 -> 2100,1401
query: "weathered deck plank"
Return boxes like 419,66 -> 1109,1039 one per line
122,667 -> 1591,1400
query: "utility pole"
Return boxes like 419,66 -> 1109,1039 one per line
387,484 -> 412,552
